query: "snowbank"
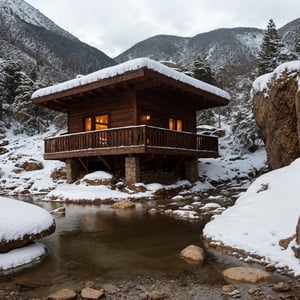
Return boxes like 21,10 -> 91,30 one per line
0,243 -> 46,271
0,197 -> 54,271
43,173 -> 193,203
203,158 -> 300,275
32,58 -> 230,101
0,197 -> 54,241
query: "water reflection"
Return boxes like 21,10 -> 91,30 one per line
1,196 -> 232,297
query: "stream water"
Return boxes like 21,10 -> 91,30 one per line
0,194 -> 287,299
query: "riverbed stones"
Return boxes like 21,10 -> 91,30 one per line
222,267 -> 271,283
180,244 -> 205,262
111,200 -> 135,209
81,287 -> 104,299
47,288 -> 76,300
272,281 -> 291,292
221,284 -> 240,298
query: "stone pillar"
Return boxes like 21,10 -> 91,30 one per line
66,159 -> 80,183
184,159 -> 198,183
125,156 -> 140,185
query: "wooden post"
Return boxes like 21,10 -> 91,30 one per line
125,156 -> 140,185
66,159 -> 80,183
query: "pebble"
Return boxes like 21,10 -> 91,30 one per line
272,281 -> 291,292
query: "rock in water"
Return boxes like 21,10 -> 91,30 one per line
81,287 -> 104,299
180,244 -> 205,262
0,197 -> 55,253
111,200 -> 135,209
222,267 -> 271,283
47,288 -> 76,300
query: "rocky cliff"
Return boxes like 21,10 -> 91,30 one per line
251,61 -> 300,169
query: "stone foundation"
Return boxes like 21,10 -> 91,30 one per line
125,156 -> 140,185
184,160 -> 198,182
66,159 -> 80,183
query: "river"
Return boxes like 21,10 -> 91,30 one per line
0,194 -> 291,299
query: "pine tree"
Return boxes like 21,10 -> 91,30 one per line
0,59 -> 22,127
295,40 -> 300,59
257,19 -> 282,75
191,55 -> 218,86
192,56 -> 220,126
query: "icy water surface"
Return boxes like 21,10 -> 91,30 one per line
0,196 -> 281,298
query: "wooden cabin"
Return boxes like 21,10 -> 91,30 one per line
32,58 -> 230,184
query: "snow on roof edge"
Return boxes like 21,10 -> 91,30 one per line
31,58 -> 231,101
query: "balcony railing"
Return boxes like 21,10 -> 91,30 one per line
44,125 -> 218,159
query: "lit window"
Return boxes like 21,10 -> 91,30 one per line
84,115 -> 109,131
177,119 -> 183,131
84,117 -> 92,131
95,115 -> 108,130
169,118 -> 183,131
169,118 -> 175,130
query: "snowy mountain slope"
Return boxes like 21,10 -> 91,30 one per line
0,0 -> 116,82
116,27 -> 264,71
1,0 -> 76,41
279,18 -> 300,52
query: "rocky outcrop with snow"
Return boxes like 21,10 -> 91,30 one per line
251,61 -> 300,169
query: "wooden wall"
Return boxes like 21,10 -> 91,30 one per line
137,91 -> 196,133
68,91 -> 136,133
67,88 -> 197,134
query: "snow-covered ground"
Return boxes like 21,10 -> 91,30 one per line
0,126 -> 65,195
204,158 -> 300,276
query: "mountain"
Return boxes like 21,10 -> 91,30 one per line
116,27 -> 264,72
279,18 -> 300,52
0,0 -> 116,83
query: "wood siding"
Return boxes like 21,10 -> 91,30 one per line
68,91 -> 136,133
137,91 -> 196,133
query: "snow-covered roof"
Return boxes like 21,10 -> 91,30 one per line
32,58 -> 231,101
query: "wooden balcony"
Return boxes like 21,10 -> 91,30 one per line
44,125 -> 218,160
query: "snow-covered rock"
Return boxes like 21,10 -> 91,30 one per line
0,197 -> 55,253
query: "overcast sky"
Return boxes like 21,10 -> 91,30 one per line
25,0 -> 300,58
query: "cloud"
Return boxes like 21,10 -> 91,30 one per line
26,0 -> 300,57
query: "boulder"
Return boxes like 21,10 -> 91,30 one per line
82,171 -> 113,186
47,288 -> 76,300
222,267 -> 271,283
272,281 -> 290,292
279,234 -> 295,249
81,287 -> 104,299
0,197 -> 56,253
252,65 -> 300,169
16,159 -> 43,171
50,207 -> 66,217
180,244 -> 205,262
50,167 -> 67,181
111,200 -> 135,209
